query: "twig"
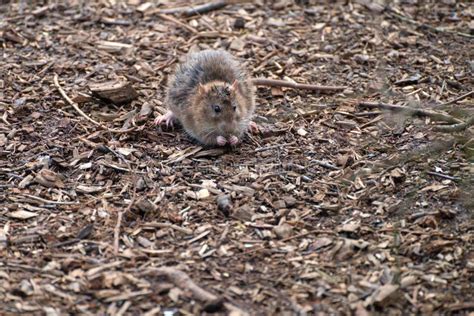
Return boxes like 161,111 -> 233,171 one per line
114,211 -> 123,256
156,13 -> 198,34
280,229 -> 336,242
447,302 -> 474,312
151,267 -> 217,301
313,160 -> 340,170
1,112 -> 11,125
116,300 -> 132,315
252,78 -> 347,94
20,194 -> 79,205
438,90 -> 473,106
358,101 -> 463,124
53,74 -> 136,134
54,74 -> 102,126
143,307 -> 162,316
145,267 -> 248,315
114,175 -> 138,256
387,9 -> 474,39
142,222 -> 194,235
99,161 -> 147,174
433,116 -> 474,133
354,111 -> 383,117
37,61 -> 55,77
409,210 -> 440,221
157,0 -> 229,16
426,171 -> 460,181
360,116 -> 383,129
3,262 -> 64,277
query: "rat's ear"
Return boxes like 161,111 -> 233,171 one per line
229,80 -> 239,93
198,83 -> 207,94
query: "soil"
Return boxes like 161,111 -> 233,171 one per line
1,0 -> 473,315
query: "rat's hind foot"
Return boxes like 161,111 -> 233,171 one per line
154,111 -> 176,128
216,136 -> 227,146
248,121 -> 260,134
229,135 -> 239,146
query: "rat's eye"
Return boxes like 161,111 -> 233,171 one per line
232,105 -> 237,112
213,105 -> 221,113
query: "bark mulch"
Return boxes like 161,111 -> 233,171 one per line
1,0 -> 473,315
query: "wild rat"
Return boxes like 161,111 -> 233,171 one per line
154,49 -> 257,146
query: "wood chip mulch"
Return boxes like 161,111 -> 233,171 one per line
1,0 -> 473,315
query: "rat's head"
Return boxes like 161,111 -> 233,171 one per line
190,80 -> 250,145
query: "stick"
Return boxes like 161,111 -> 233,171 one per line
20,194 -> 79,205
426,171 -> 460,181
145,267 -> 247,315
280,229 -> 335,242
114,177 -> 138,256
438,90 -> 473,106
53,74 -> 136,134
157,13 -> 198,34
142,222 -> 194,235
153,267 -> 217,301
358,101 -> 463,124
157,0 -> 229,16
54,74 -> 103,126
433,116 -> 474,133
252,78 -> 347,94
113,212 -> 124,256
313,160 -> 340,170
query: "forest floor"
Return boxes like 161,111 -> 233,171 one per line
1,0 -> 473,315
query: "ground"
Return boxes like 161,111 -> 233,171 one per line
0,0 -> 473,315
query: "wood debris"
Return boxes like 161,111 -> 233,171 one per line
0,0 -> 472,315
88,80 -> 139,105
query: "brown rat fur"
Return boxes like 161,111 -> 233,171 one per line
155,50 -> 255,146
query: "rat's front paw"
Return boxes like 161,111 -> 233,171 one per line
228,135 -> 239,145
248,121 -> 260,134
216,136 -> 227,146
154,110 -> 176,128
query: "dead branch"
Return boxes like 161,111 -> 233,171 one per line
358,101 -> 463,124
53,74 -> 136,134
252,78 -> 347,94
157,0 -> 229,16
433,116 -> 474,133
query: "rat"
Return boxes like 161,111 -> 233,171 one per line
154,49 -> 257,146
